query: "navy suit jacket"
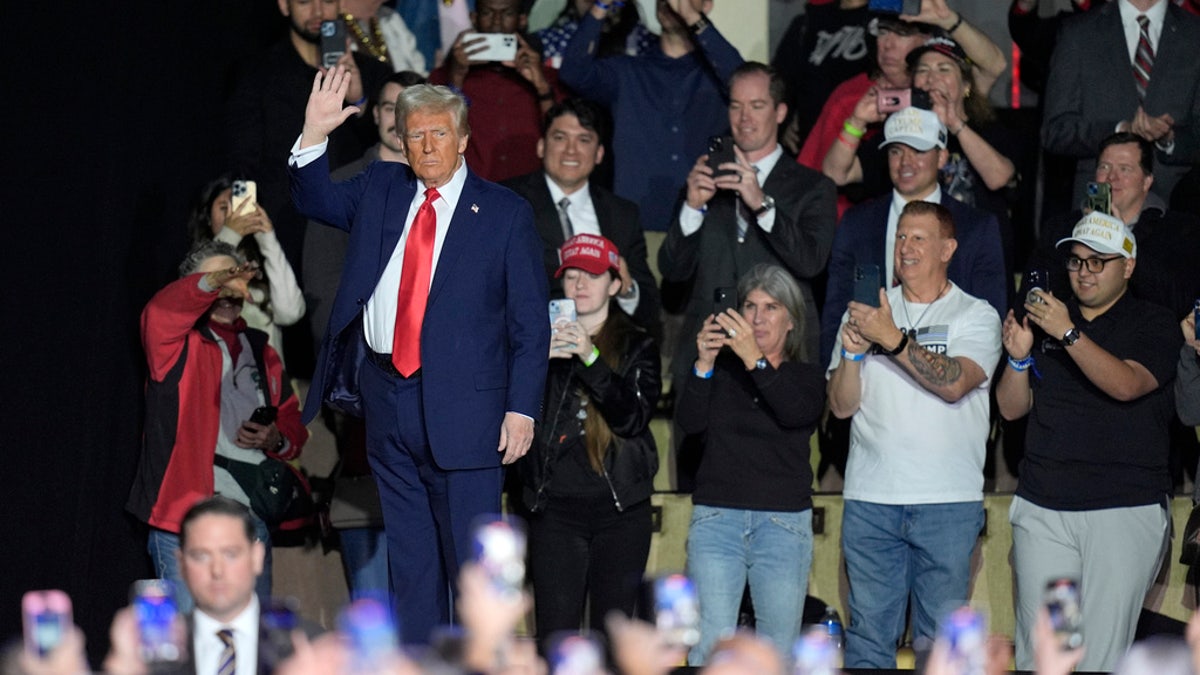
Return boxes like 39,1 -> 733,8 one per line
291,153 -> 549,470
501,170 -> 662,339
819,193 -> 1008,369
1042,2 -> 1200,200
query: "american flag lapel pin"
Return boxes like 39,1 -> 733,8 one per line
471,203 -> 479,213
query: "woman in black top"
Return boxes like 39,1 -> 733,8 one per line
678,263 -> 825,664
520,234 -> 661,646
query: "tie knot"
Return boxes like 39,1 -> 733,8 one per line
424,187 -> 440,202
1138,14 -> 1150,28
558,197 -> 571,210
217,629 -> 234,647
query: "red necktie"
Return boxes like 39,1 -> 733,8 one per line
1133,14 -> 1154,102
392,187 -> 440,376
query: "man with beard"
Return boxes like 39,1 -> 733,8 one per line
227,0 -> 390,276
127,241 -> 309,612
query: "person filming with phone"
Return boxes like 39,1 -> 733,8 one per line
826,200 -> 1000,670
127,242 -> 308,612
676,263 -> 825,664
997,209 -> 1181,671
519,233 -> 661,648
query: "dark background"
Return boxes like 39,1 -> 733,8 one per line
1,1 -> 292,664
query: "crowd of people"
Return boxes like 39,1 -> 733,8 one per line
15,0 -> 1200,672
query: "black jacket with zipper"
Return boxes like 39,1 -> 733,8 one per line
520,331 -> 661,513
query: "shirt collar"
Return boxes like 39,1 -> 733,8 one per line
1119,0 -> 1167,26
193,594 -> 260,640
543,173 -> 593,211
891,185 -> 943,212
419,158 -> 469,206
749,144 -> 785,184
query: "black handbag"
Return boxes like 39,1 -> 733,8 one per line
214,454 -> 313,527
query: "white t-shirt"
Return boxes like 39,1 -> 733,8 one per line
829,283 -> 1001,504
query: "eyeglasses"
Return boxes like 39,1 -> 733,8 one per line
1065,255 -> 1124,273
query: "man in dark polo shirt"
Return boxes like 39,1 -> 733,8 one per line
997,211 -> 1181,672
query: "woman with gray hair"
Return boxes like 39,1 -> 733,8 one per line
676,263 -> 826,664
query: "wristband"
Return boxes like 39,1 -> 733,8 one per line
947,13 -> 964,33
349,95 -> 367,108
583,345 -> 601,367
842,120 -> 865,139
886,331 -> 909,356
836,134 -> 858,150
841,349 -> 866,362
693,365 -> 714,379
1007,355 -> 1035,372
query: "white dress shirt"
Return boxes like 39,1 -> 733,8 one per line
192,596 -> 260,675
1118,0 -> 1167,62
545,175 -> 640,314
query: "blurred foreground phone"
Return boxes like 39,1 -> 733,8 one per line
706,135 -> 738,179
548,632 -> 605,675
320,20 -> 347,69
472,516 -> 527,598
22,590 -> 72,657
132,579 -> 186,664
464,33 -> 519,62
1044,578 -> 1083,650
1085,181 -> 1111,215
939,607 -> 986,675
231,179 -> 257,215
853,264 -> 881,308
792,626 -> 839,675
652,574 -> 700,648
339,597 -> 399,673
868,0 -> 922,14
877,87 -> 933,114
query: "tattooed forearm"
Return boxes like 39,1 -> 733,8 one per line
906,339 -> 963,387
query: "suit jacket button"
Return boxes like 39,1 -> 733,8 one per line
356,298 -> 364,305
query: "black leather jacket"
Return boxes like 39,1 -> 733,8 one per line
521,331 -> 661,513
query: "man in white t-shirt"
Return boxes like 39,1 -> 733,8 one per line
826,200 -> 1001,669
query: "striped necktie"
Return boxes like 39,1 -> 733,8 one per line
557,197 -> 574,240
216,629 -> 236,675
1133,14 -> 1155,102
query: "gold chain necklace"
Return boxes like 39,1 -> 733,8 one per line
343,13 -> 389,64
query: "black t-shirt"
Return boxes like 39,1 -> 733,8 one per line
1017,292 -> 1181,510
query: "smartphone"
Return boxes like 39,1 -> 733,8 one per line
231,179 -> 257,215
939,607 -> 986,675
653,573 -> 701,648
868,0 -> 922,14
339,597 -> 400,671
250,405 -> 278,426
464,32 -> 519,62
549,299 -> 577,328
548,632 -> 605,675
712,286 -> 737,319
320,20 -> 347,69
793,626 -> 839,675
1084,181 -> 1111,215
853,264 -> 881,308
261,598 -> 300,668
1025,268 -> 1049,306
706,134 -> 738,179
472,516 -> 527,598
132,579 -> 186,663
878,88 -> 932,114
1044,578 -> 1083,650
22,590 -> 72,657
1193,299 -> 1200,333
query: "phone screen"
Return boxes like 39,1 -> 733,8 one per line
339,597 -> 400,670
1085,182 -> 1112,215
132,580 -> 185,663
1044,578 -> 1083,650
22,591 -> 72,657
472,516 -> 527,598
654,574 -> 700,648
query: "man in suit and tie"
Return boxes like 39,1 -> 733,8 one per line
821,106 -> 1007,371
289,69 -> 549,645
1042,0 -> 1200,203
660,61 -> 838,380
503,98 -> 662,339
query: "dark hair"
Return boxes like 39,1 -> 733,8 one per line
179,240 -> 245,277
376,70 -> 427,103
178,496 -> 257,550
900,200 -> 956,239
729,61 -> 787,108
736,264 -> 807,363
542,97 -> 610,142
1099,131 -> 1154,176
185,175 -> 271,309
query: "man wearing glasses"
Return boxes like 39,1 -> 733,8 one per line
997,210 -> 1181,672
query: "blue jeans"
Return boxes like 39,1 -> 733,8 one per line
685,504 -> 813,665
148,517 -> 272,613
339,527 -> 390,598
841,500 -> 983,669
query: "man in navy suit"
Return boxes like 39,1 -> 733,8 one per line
288,68 -> 549,645
820,106 -> 1007,370
1042,0 -> 1200,203
503,98 -> 662,340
